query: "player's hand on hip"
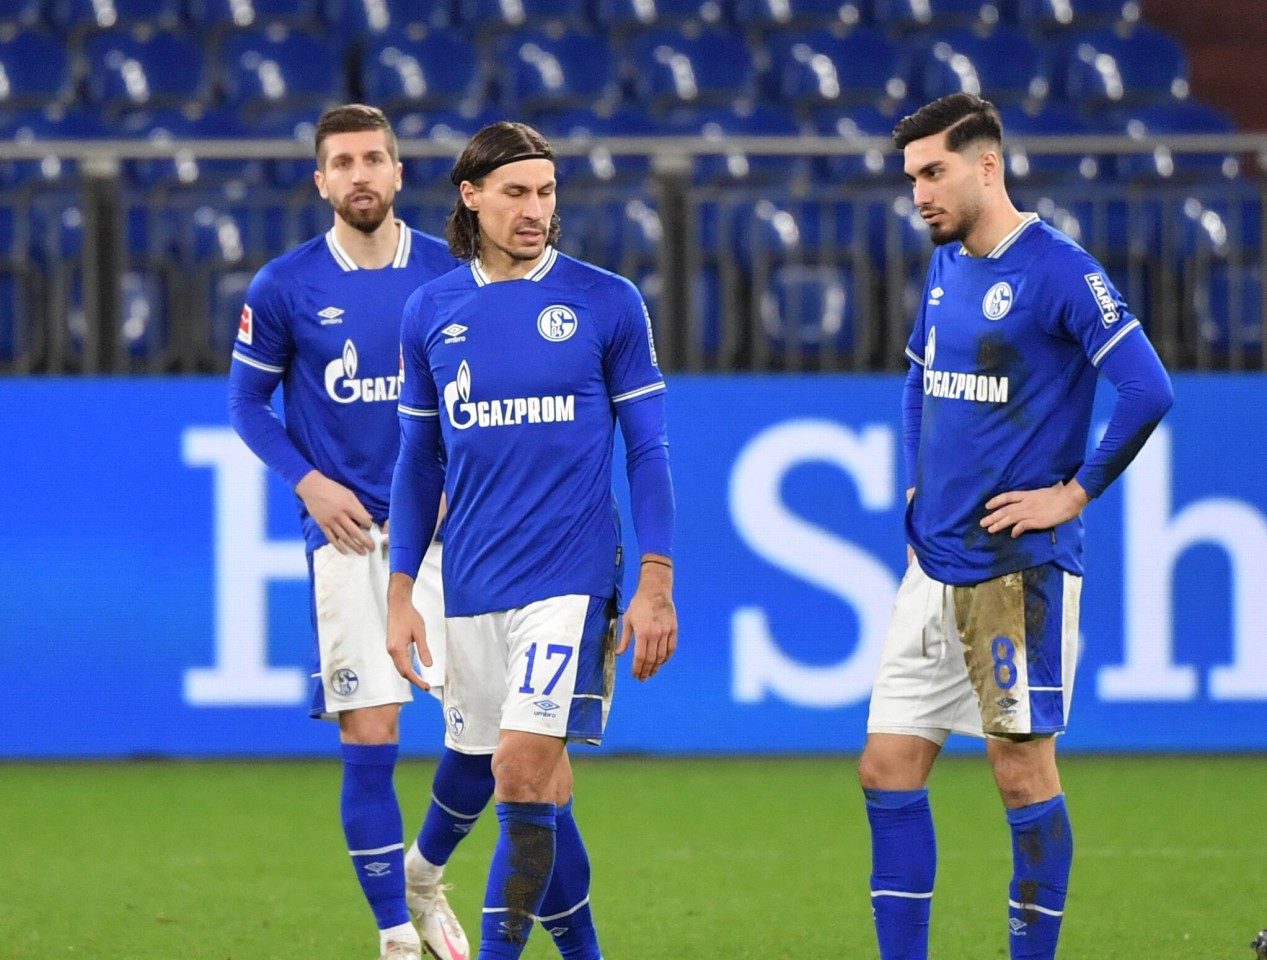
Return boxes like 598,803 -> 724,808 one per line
296,469 -> 375,555
981,479 -> 1091,539
618,557 -> 677,681
386,572 -> 431,692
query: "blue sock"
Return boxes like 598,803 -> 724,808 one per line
1007,794 -> 1072,960
341,743 -> 409,930
865,788 -> 936,960
416,749 -> 495,866
538,797 -> 602,960
480,801 -> 557,960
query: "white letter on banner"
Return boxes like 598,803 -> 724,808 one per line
182,427 -> 308,705
729,420 -> 897,707
1099,425 -> 1267,701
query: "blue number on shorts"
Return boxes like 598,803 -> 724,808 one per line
517,644 -> 538,694
518,643 -> 575,695
992,636 -> 1018,690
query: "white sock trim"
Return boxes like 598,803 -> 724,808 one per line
1009,899 -> 1064,917
536,895 -> 591,922
870,889 -> 934,899
350,842 -> 404,857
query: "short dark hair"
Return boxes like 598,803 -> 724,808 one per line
892,93 -> 1003,152
446,121 -> 561,262
314,104 -> 398,167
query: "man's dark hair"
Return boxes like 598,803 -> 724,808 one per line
314,104 -> 398,166
892,93 -> 1003,152
446,121 -> 561,262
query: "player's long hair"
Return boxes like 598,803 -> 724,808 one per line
892,93 -> 1003,153
314,104 -> 398,168
446,122 -> 561,262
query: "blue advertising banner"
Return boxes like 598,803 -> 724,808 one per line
1,375 -> 1263,757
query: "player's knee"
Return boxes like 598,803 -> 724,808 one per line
338,703 -> 401,744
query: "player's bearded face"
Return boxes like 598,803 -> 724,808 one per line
334,184 -> 395,234
904,136 -> 986,247
315,130 -> 402,235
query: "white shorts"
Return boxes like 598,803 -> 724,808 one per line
307,526 -> 446,720
441,594 -> 617,755
867,560 -> 1081,743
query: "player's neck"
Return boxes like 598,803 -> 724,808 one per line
962,203 -> 1026,259
476,244 -> 548,283
332,215 -> 400,270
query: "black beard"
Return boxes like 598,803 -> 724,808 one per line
336,194 -> 392,234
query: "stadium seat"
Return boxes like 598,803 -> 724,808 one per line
393,106 -> 502,185
759,263 -> 859,358
218,28 -> 347,120
733,0 -> 868,30
595,0 -> 730,34
526,106 -> 661,184
626,27 -> 757,112
1016,0 -> 1140,33
903,26 -> 1047,106
764,27 -> 905,112
873,0 -> 1008,33
667,105 -> 807,185
1101,100 -> 1239,182
1050,24 -> 1189,107
1192,260 -> 1262,363
0,0 -> 48,32
0,32 -> 74,109
361,30 -> 483,113
998,102 -> 1098,182
0,109 -> 107,192
243,110 -> 321,190
324,0 -> 456,35
809,102 -> 912,182
188,0 -> 325,32
497,30 -> 622,115
49,0 -> 187,34
456,0 -> 592,34
82,31 -> 209,117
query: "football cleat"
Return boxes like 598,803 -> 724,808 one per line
381,939 -> 423,960
405,872 -> 470,960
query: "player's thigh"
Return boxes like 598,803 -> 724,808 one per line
441,609 -> 507,754
951,563 -> 1082,738
308,526 -> 412,721
411,541 -> 445,701
501,595 -> 617,746
867,562 -> 981,744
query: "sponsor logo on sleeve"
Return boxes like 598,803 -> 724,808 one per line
642,300 -> 659,366
237,304 -> 253,344
1084,272 -> 1120,327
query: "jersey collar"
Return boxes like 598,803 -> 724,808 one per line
325,220 -> 412,272
966,212 -> 1040,260
470,245 -> 558,286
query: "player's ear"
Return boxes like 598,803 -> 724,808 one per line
979,146 -> 1001,185
459,180 -> 479,211
314,168 -> 328,199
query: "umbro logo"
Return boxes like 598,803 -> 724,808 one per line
928,286 -> 944,305
443,323 -> 468,343
534,699 -> 561,712
364,862 -> 392,877
1009,918 -> 1028,936
318,306 -> 344,325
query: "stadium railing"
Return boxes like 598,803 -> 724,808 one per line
1,132 -> 1265,374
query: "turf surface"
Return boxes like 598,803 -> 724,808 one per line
1,755 -> 1263,959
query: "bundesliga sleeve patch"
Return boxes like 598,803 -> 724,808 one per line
1084,273 -> 1120,327
237,304 -> 254,344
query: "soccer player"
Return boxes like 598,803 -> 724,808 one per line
226,103 -> 493,960
386,121 -> 678,960
858,93 -> 1174,960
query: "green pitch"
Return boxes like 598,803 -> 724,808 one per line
1,755 -> 1263,959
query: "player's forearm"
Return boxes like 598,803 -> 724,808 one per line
227,372 -> 313,488
902,363 -> 923,490
618,394 -> 675,558
388,416 -> 444,577
1075,334 -> 1174,498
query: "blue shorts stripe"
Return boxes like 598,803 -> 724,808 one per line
1023,564 -> 1067,733
566,596 -> 615,742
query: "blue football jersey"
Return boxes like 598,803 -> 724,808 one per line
906,215 -> 1144,585
398,246 -> 665,616
232,225 -> 457,551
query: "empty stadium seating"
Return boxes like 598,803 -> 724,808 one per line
0,0 -> 1253,372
